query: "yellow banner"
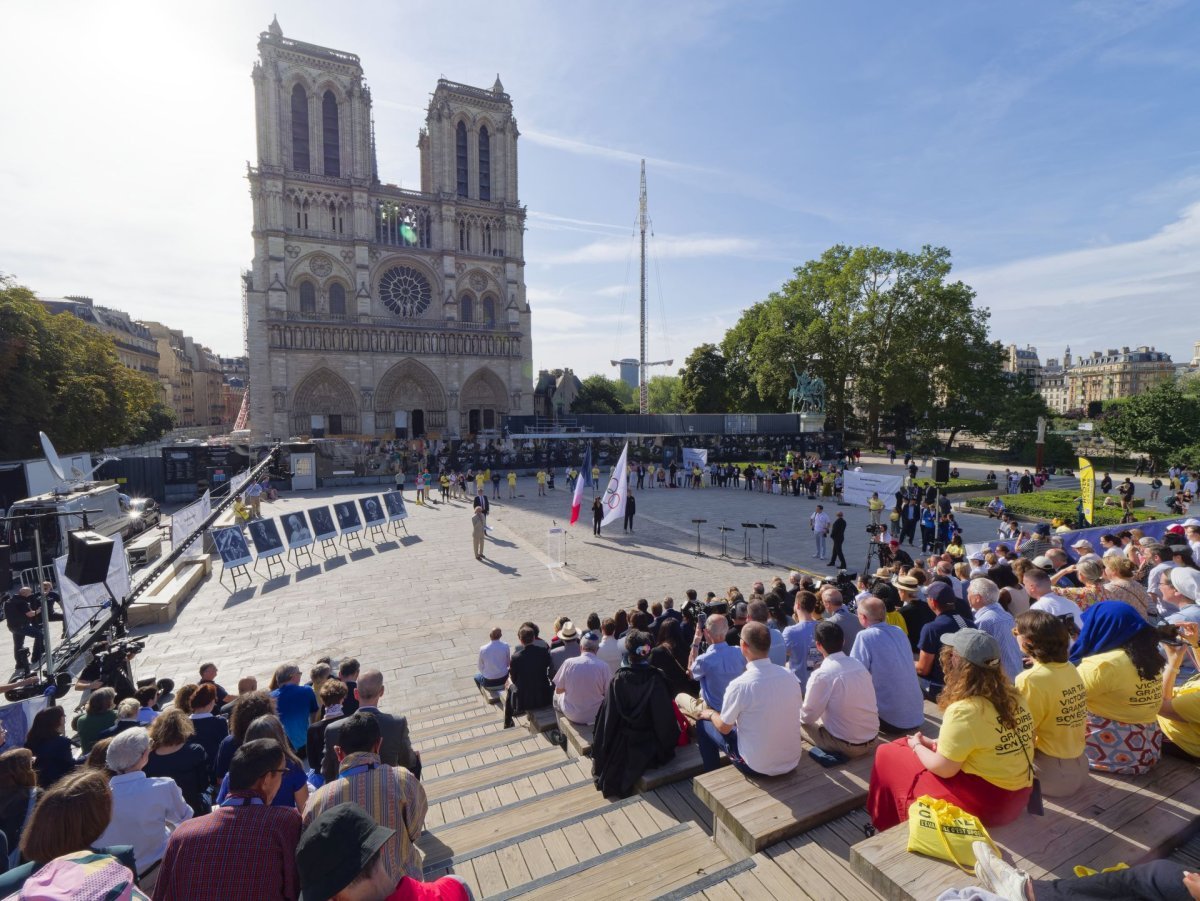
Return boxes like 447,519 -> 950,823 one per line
1078,457 -> 1095,526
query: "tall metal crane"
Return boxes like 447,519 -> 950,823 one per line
613,160 -> 672,413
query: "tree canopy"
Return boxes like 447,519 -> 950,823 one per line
0,276 -> 173,459
1099,382 -> 1200,469
678,344 -> 729,413
718,244 -> 1016,447
570,374 -> 634,414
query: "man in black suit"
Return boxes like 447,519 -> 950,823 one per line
321,668 -> 419,781
827,511 -> 848,569
503,625 -> 552,728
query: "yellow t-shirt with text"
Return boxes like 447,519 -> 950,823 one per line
1015,661 -> 1087,759
937,696 -> 1034,791
1077,648 -> 1162,724
1159,675 -> 1200,758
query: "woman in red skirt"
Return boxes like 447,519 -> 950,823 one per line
867,628 -> 1035,832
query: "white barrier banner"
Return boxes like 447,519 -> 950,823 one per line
54,533 -> 130,638
681,448 -> 708,470
171,490 -> 211,560
229,470 -> 251,495
842,470 -> 904,508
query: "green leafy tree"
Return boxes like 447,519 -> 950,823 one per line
646,375 -> 684,413
986,378 -> 1053,455
0,276 -> 167,458
570,375 -> 632,414
720,245 -> 989,442
1099,382 -> 1200,469
678,343 -> 729,412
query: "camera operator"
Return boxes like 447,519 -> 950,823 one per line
4,586 -> 44,672
74,639 -> 141,702
888,539 -> 914,568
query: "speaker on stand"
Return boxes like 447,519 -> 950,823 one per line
65,531 -> 114,587
933,458 -> 951,484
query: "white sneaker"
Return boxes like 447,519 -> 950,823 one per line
972,842 -> 1029,901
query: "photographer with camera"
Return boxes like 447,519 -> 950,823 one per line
74,638 -> 143,704
675,611 -> 744,724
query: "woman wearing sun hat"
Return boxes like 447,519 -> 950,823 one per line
866,628 -> 1034,831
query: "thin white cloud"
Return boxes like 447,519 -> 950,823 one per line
962,199 -> 1200,311
525,210 -> 632,236
522,127 -> 717,176
543,234 -> 762,265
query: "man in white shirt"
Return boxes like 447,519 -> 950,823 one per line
1145,544 -> 1178,608
552,632 -> 612,726
1023,567 -> 1083,631
596,618 -> 623,673
801,621 -> 879,759
474,627 -> 510,690
695,622 -> 803,776
810,505 -> 831,560
1185,521 -> 1200,563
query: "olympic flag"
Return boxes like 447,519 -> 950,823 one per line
600,443 -> 630,528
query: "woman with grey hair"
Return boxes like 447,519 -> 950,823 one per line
93,727 -> 191,883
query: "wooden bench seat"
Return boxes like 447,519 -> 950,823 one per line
850,754 -> 1200,901
557,716 -> 594,758
634,741 -> 717,792
524,706 -> 558,736
478,682 -> 504,706
694,740 -> 880,860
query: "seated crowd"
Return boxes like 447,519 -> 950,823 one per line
0,656 -> 472,900
480,535 -> 1200,839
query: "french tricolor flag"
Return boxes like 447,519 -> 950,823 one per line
570,446 -> 592,525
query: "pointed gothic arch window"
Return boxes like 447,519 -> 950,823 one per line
478,126 -> 491,201
460,295 -> 474,323
322,91 -> 340,177
456,121 -> 468,198
291,84 -> 310,172
482,296 -> 496,328
299,280 -> 316,314
329,282 -> 347,317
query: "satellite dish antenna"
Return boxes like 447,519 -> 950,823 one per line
39,431 -> 67,483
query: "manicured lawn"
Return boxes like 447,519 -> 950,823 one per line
964,489 -> 1163,525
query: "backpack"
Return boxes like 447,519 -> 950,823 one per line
12,851 -> 146,901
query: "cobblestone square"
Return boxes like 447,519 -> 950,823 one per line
137,467 -> 1003,710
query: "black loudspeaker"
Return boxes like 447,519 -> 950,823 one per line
65,530 -> 114,586
0,545 -> 10,592
933,458 -> 951,483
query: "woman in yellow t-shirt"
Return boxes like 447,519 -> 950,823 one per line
1157,616 -> 1200,759
867,629 -> 1034,831
1071,601 -> 1166,775
1014,610 -> 1089,796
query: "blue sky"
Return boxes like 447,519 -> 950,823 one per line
2,0 -> 1198,378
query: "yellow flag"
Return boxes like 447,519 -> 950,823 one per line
1078,457 -> 1095,526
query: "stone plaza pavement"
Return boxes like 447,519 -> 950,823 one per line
135,473 -> 1002,711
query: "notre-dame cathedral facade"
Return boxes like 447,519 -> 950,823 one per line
244,18 -> 533,441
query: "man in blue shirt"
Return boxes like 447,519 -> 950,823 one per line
270,664 -> 319,755
822,589 -> 862,651
849,597 -> 925,733
915,582 -> 968,701
966,577 -> 1024,683
675,614 -> 745,721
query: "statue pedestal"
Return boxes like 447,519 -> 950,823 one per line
798,412 -> 826,433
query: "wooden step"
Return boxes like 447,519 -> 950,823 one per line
413,709 -> 503,742
514,822 -> 736,901
421,734 -> 549,781
419,780 -> 622,872
851,753 -> 1200,901
423,748 -> 576,805
419,726 -> 544,767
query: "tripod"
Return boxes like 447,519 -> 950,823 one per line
863,540 -> 885,576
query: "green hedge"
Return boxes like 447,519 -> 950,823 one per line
964,489 -> 1160,525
